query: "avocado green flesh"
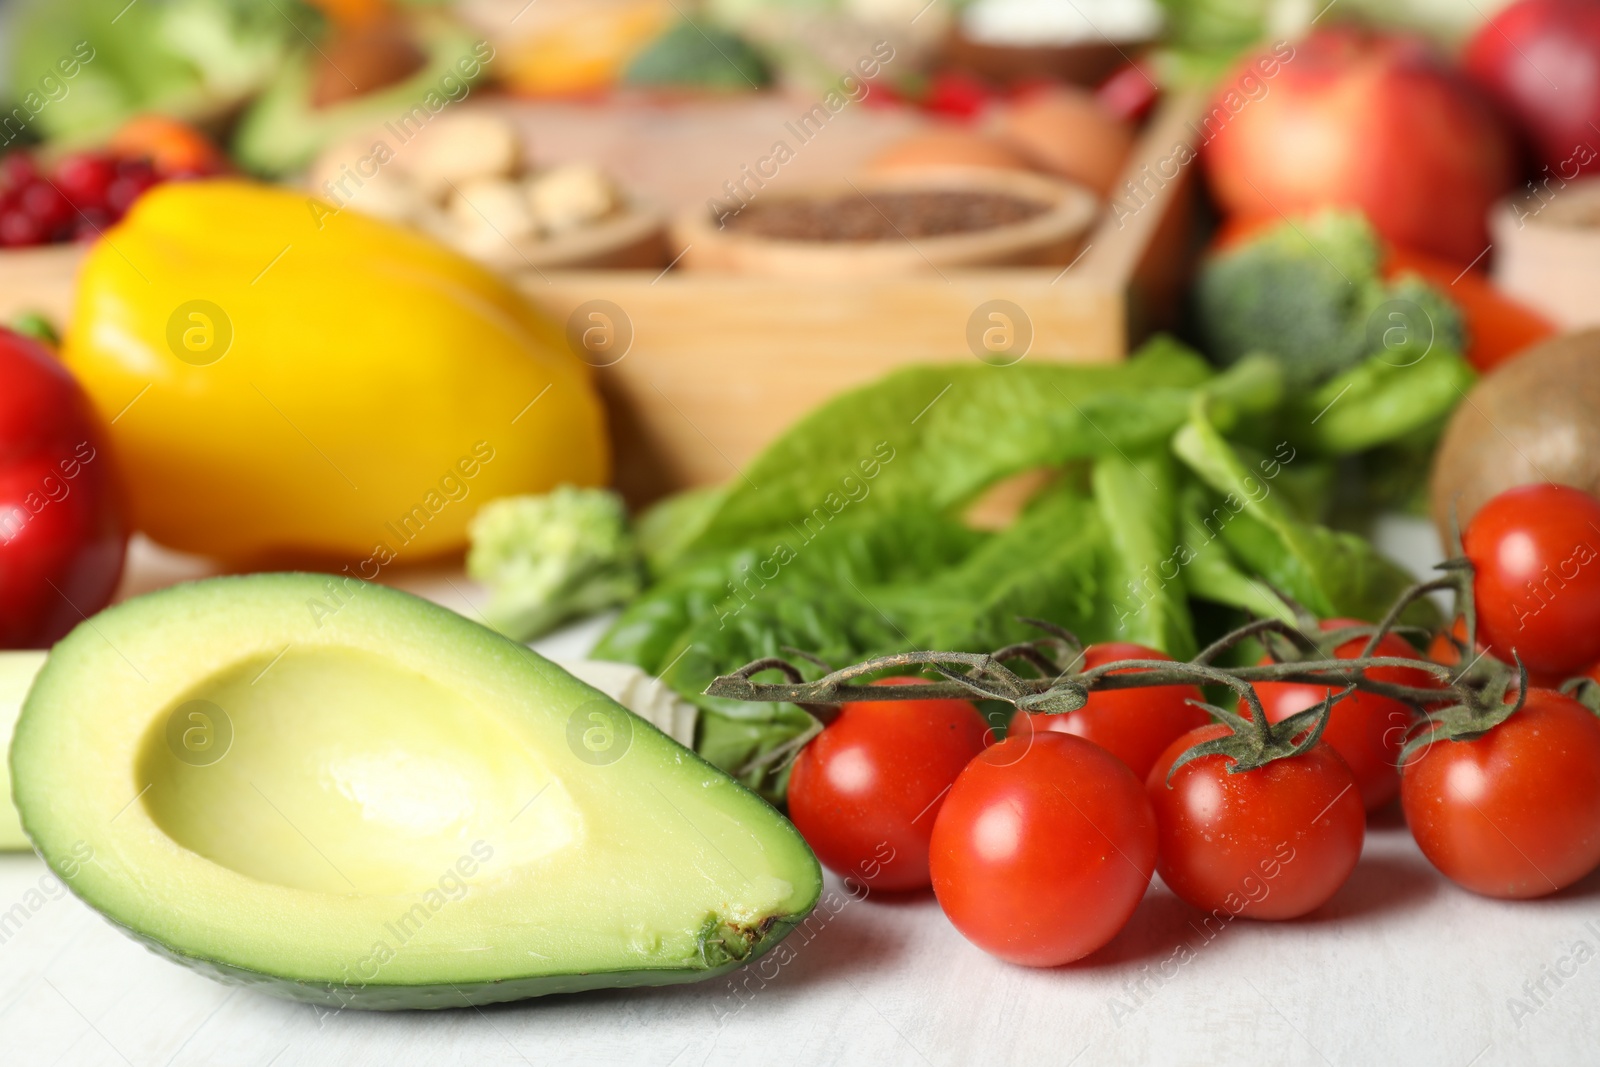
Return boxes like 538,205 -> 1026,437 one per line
10,575 -> 819,1009
0,652 -> 45,850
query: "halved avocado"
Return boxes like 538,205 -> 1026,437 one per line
231,20 -> 487,177
9,574 -> 819,1009
0,651 -> 45,850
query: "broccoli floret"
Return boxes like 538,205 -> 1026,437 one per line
1195,210 -> 1465,386
623,20 -> 772,91
467,487 -> 643,642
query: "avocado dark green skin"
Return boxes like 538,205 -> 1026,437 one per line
112,910 -> 815,1010
232,21 -> 486,177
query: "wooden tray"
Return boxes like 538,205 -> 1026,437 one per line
510,91 -> 1204,504
0,92 -> 1203,507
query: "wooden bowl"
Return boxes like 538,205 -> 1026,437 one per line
942,35 -> 1148,89
670,167 -> 1098,278
1490,179 -> 1600,330
438,199 -> 669,273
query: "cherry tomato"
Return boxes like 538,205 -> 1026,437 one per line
1462,483 -> 1600,679
1008,642 -> 1209,780
1427,616 -> 1474,671
787,677 -> 988,892
1146,724 -> 1365,919
1402,688 -> 1600,899
0,328 -> 128,647
930,732 -> 1156,966
1255,619 -> 1435,813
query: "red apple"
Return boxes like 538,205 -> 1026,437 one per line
0,330 -> 127,647
1465,0 -> 1600,180
1201,28 -> 1516,266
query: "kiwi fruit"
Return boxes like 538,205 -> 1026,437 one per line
1430,329 -> 1600,542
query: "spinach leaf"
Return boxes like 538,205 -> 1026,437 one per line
880,484 -> 1108,653
1288,347 -> 1475,456
595,505 -> 982,693
680,337 -> 1223,555
634,484 -> 727,573
1175,481 -> 1298,622
1090,449 -> 1196,657
1172,401 -> 1437,627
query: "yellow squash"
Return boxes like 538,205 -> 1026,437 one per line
63,180 -> 608,564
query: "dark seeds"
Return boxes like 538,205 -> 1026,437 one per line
725,190 -> 1050,241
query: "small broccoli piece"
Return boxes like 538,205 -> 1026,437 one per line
467,487 -> 643,642
1195,210 -> 1465,386
623,20 -> 772,91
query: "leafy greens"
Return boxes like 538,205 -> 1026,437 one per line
595,336 -> 1462,800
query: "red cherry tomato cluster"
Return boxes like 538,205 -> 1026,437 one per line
1256,619 -> 1438,812
1007,642 -> 1209,780
0,146 -> 218,249
784,484 -> 1600,968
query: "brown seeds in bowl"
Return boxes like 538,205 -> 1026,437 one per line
723,190 -> 1049,242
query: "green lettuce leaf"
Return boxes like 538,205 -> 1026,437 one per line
678,337 -> 1222,556
1172,401 -> 1436,627
1288,347 -> 1475,456
1090,449 -> 1196,657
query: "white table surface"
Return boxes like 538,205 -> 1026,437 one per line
3,520 -> 1597,1067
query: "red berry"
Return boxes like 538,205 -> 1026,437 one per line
0,152 -> 39,191
19,182 -> 72,229
0,211 -> 46,247
71,208 -> 111,242
114,157 -> 156,181
105,172 -> 159,216
55,153 -> 117,209
923,71 -> 994,119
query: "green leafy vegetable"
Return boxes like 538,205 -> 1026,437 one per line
8,0 -> 311,144
634,484 -> 727,574
597,335 -> 1445,800
596,504 -> 986,798
1287,346 -> 1476,456
1174,480 -> 1296,622
1091,450 -> 1195,658
1195,211 -> 1465,386
466,487 -> 643,642
1151,0 -> 1274,85
677,339 -> 1275,558
1172,401 -> 1437,628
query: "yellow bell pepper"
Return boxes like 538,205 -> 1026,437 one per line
63,180 -> 608,564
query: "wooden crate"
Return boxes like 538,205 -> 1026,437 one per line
516,91 -> 1203,503
0,92 -> 1203,506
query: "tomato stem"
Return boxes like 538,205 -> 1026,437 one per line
706,556 -> 1558,774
